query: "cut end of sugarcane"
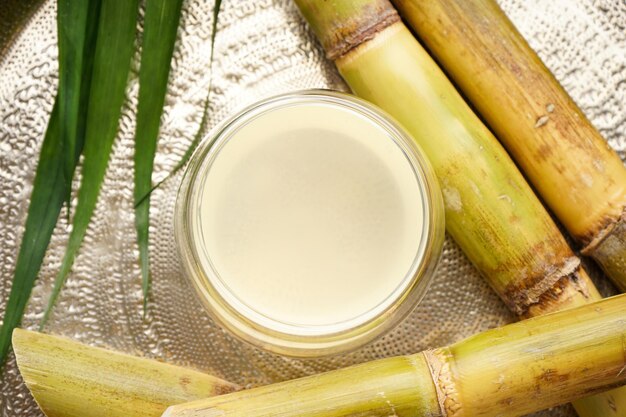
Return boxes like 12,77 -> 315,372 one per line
579,208 -> 626,292
580,208 -> 626,254
13,328 -> 238,417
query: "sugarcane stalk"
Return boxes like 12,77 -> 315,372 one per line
388,1 -> 626,413
293,1 -> 625,414
163,293 -> 626,417
296,0 -> 601,318
12,329 -> 238,417
391,0 -> 626,291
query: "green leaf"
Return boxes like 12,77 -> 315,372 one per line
72,0 -> 102,160
134,0 -> 222,209
134,0 -> 184,311
0,104 -> 64,366
57,0 -> 88,209
40,0 -> 140,327
0,0 -> 102,367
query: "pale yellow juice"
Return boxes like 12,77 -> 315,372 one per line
194,102 -> 425,332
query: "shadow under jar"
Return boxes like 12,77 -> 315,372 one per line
175,90 -> 444,357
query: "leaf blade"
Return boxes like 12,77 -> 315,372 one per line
0,104 -> 64,365
0,0 -> 102,367
135,0 -> 222,206
41,0 -> 140,327
56,0 -> 88,205
134,0 -> 184,310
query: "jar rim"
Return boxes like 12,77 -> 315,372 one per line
175,90 -> 444,357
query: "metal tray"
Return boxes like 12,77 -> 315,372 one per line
0,0 -> 623,415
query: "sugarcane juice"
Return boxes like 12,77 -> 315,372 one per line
195,102 -> 425,330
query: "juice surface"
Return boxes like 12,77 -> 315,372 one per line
196,102 -> 425,331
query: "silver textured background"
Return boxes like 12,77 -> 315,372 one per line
0,0 -> 624,416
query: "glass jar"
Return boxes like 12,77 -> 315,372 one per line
175,90 -> 444,357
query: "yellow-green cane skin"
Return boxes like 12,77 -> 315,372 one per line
12,329 -> 238,417
164,294 -> 626,417
392,0 -> 626,293
335,23 -> 601,317
164,355 -> 441,417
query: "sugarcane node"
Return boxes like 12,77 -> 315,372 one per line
298,0 -> 400,61
581,209 -> 626,292
581,207 -> 626,254
501,257 -> 592,317
423,348 -> 461,417
332,7 -> 399,61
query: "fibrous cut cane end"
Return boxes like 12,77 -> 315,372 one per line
12,329 -> 238,417
582,208 -> 626,292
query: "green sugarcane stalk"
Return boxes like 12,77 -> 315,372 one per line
292,0 -> 625,414
295,0 -> 601,317
389,1 -> 626,414
390,0 -> 626,293
164,293 -> 626,417
12,329 -> 238,417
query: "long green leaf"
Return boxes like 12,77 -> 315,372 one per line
0,0 -> 102,367
57,0 -> 102,209
0,104 -> 63,366
134,0 -> 184,311
72,0 -> 103,164
57,0 -> 88,208
41,0 -> 140,327
135,0 -> 222,209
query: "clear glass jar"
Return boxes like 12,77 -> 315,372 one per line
175,90 -> 444,357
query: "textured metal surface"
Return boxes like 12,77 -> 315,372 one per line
0,0 -> 624,416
